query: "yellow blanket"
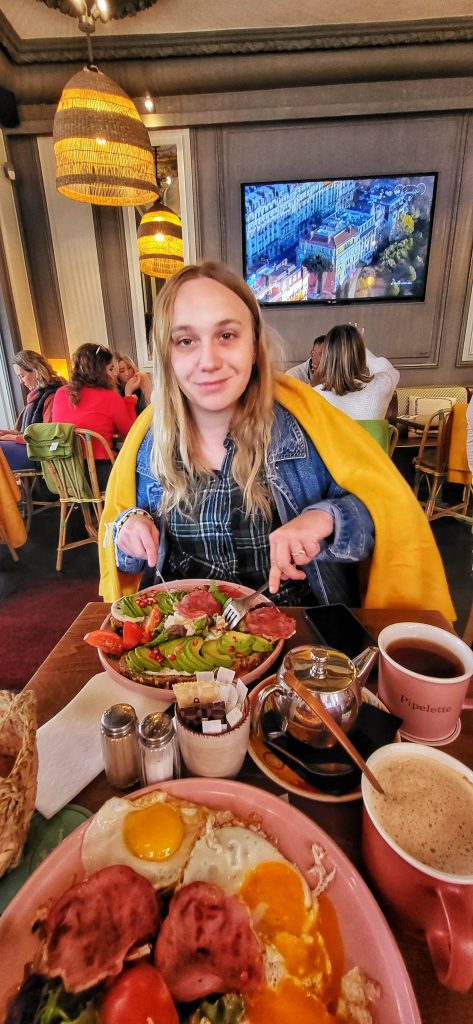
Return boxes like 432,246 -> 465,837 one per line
99,373 -> 455,621
447,403 -> 472,485
0,449 -> 27,550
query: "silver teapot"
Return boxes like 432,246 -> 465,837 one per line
252,644 -> 378,749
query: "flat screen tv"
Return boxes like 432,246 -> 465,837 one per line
241,173 -> 437,306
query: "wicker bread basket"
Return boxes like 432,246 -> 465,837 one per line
0,690 -> 38,877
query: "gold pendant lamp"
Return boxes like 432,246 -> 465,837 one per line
137,199 -> 184,278
53,64 -> 158,207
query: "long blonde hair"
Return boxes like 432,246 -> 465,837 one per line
151,261 -> 275,519
13,350 -> 58,388
319,324 -> 373,395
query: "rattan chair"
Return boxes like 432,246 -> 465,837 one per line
27,426 -> 115,570
412,409 -> 472,521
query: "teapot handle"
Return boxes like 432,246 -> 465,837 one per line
252,681 -> 286,736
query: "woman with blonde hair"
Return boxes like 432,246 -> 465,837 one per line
116,352 -> 152,415
313,323 -> 399,419
99,261 -> 453,622
0,350 -> 63,470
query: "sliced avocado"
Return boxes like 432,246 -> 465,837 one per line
159,639 -> 195,673
182,636 -> 215,672
251,636 -> 274,653
218,630 -> 254,654
121,595 -> 143,619
200,639 -> 233,668
128,647 -> 157,672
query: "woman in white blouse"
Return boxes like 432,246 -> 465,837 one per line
311,323 -> 399,420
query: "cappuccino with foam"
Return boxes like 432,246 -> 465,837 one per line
370,755 -> 473,876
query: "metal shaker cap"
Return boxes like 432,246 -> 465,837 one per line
139,711 -> 173,748
101,703 -> 137,738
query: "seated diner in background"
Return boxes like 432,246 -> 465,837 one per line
0,350 -> 64,471
51,343 -> 137,490
286,334 -> 326,386
116,352 -> 152,415
99,261 -> 454,622
288,324 -> 400,420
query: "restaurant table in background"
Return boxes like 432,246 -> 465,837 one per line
25,603 -> 473,1024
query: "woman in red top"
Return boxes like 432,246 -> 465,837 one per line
52,344 -> 137,488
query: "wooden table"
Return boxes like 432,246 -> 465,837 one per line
26,603 -> 473,1024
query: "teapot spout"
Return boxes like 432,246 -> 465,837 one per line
353,645 -> 378,685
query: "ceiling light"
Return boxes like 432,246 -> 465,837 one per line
54,65 -> 158,207
137,201 -> 184,278
144,93 -> 155,113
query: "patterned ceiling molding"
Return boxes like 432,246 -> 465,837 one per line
2,16 -> 473,66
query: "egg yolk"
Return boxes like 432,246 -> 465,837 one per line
240,861 -> 336,1013
240,861 -> 307,937
246,977 -> 336,1024
123,802 -> 184,861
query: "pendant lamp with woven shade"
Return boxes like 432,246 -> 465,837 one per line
53,65 -> 158,207
137,200 -> 184,278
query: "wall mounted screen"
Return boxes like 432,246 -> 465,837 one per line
242,174 -> 437,306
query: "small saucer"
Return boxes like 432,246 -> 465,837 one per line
399,718 -> 461,747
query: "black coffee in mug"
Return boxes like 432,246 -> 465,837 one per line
386,638 -> 465,679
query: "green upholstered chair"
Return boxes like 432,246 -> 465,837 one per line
358,419 -> 398,458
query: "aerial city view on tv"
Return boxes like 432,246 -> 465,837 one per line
242,174 -> 437,305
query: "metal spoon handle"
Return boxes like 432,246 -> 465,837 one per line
283,669 -> 384,794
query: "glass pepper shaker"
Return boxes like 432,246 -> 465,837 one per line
138,712 -> 181,785
100,703 -> 139,789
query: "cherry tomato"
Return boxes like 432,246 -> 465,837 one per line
143,606 -> 162,640
122,620 -> 146,650
100,963 -> 178,1024
84,630 -> 124,656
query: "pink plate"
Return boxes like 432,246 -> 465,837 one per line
99,579 -> 285,702
0,778 -> 420,1023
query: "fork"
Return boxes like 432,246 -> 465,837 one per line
222,580 -> 270,629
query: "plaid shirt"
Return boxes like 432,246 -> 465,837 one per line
166,438 -> 311,605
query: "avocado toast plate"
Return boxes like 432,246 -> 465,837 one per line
98,579 -> 287,701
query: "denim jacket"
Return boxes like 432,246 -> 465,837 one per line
114,404 -> 374,605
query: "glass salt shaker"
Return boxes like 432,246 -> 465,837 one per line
100,703 -> 139,789
138,712 -> 181,785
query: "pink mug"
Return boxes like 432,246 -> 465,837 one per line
362,743 -> 473,992
377,622 -> 473,744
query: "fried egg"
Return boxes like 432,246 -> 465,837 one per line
182,822 -> 339,1024
81,793 -> 210,889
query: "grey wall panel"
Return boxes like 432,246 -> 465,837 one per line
193,113 -> 473,384
7,135 -> 68,360
93,207 -> 137,361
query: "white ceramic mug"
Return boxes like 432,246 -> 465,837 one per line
377,622 -> 473,744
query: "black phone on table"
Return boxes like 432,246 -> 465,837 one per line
303,604 -> 376,660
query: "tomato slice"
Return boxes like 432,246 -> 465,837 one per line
100,963 -> 178,1024
122,620 -> 146,650
84,630 -> 124,656
143,606 -> 162,640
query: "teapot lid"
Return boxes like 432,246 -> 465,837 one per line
281,645 -> 356,693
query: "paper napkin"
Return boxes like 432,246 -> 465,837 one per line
35,672 -> 172,819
